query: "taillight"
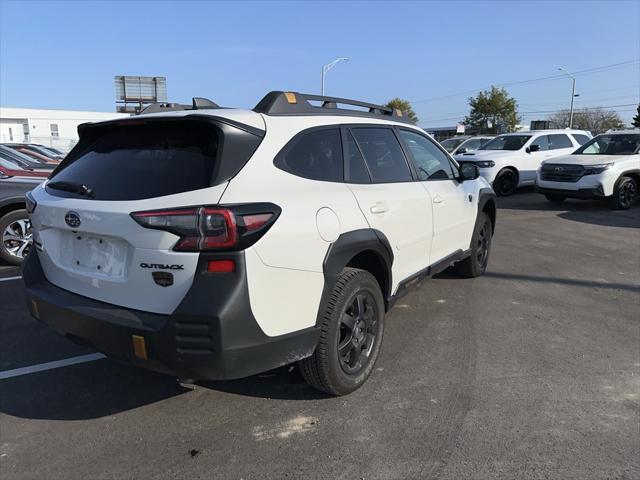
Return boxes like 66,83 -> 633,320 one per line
131,203 -> 280,252
25,191 -> 38,214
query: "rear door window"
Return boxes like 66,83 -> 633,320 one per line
530,135 -> 549,151
548,134 -> 573,149
350,128 -> 412,183
275,127 -> 343,182
344,130 -> 371,183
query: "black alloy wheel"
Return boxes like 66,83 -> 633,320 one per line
494,169 -> 518,196
337,291 -> 380,375
299,268 -> 385,396
613,177 -> 637,210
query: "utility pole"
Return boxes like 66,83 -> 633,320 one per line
321,57 -> 349,96
558,67 -> 578,129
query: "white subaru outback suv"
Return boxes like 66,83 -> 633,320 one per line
454,129 -> 591,196
23,92 -> 497,395
536,130 -> 640,209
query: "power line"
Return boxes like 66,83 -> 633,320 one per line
419,104 -> 639,125
411,59 -> 640,104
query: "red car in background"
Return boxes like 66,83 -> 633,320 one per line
0,160 -> 50,179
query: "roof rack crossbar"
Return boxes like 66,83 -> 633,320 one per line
253,91 -> 410,123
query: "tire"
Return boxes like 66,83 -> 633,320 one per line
299,268 -> 385,396
610,176 -> 637,210
493,168 -> 518,197
455,212 -> 493,278
544,193 -> 566,204
0,209 -> 32,266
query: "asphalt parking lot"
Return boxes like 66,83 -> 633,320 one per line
0,191 -> 638,480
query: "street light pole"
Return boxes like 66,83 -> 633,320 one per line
321,57 -> 349,96
558,67 -> 577,129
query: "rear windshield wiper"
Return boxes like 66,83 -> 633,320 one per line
47,181 -> 95,198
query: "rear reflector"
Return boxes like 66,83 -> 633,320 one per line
207,260 -> 235,273
132,335 -> 148,360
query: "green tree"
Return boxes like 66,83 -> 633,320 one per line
385,98 -> 419,124
548,108 -> 625,134
632,104 -> 640,128
463,86 -> 520,134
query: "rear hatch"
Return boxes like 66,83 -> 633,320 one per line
29,114 -> 264,314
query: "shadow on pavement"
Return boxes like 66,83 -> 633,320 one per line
0,361 -> 327,421
200,365 -> 330,401
497,190 -> 640,229
484,271 -> 640,293
0,360 -> 190,420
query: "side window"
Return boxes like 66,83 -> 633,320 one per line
350,128 -> 412,183
530,135 -> 549,151
572,134 -> 590,145
344,130 -> 371,183
462,138 -> 482,151
275,128 -> 343,182
548,134 -> 573,149
398,129 -> 455,181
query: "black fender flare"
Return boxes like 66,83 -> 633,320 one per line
0,196 -> 26,213
316,229 -> 394,324
477,187 -> 497,235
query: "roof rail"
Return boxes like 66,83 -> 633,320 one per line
139,97 -> 220,115
253,91 -> 411,123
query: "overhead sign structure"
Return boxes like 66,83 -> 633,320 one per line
114,76 -> 167,113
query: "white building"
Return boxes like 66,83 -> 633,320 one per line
0,107 -> 130,152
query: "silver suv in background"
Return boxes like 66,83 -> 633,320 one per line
0,176 -> 42,265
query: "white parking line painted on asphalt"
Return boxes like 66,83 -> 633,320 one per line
0,276 -> 22,282
0,353 -> 106,380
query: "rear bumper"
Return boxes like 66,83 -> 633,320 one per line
535,186 -> 605,199
22,251 -> 319,380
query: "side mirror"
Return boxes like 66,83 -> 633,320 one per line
527,144 -> 540,153
457,147 -> 468,154
459,163 -> 480,182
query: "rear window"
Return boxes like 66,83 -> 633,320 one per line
48,120 -> 261,201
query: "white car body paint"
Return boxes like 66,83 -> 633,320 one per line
29,107 -> 493,339
537,153 -> 640,197
455,129 -> 591,187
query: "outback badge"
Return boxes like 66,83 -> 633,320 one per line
152,271 -> 174,287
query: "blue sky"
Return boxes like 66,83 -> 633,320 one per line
1,0 -> 639,126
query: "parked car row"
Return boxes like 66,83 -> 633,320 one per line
0,143 -> 58,265
447,129 -> 639,210
440,135 -> 495,155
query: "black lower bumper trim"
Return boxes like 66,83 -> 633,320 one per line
22,251 -> 319,380
536,186 -> 605,199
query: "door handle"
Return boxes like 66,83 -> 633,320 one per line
370,203 -> 389,214
433,195 -> 444,204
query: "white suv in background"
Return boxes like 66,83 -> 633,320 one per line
536,130 -> 640,209
454,129 -> 591,196
23,91 -> 497,395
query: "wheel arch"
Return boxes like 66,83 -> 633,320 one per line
0,197 -> 26,220
618,169 -> 640,188
500,165 -> 519,181
319,229 -> 394,317
478,188 -> 497,235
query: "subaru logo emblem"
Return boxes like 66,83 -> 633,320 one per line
554,166 -> 564,173
64,211 -> 81,228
